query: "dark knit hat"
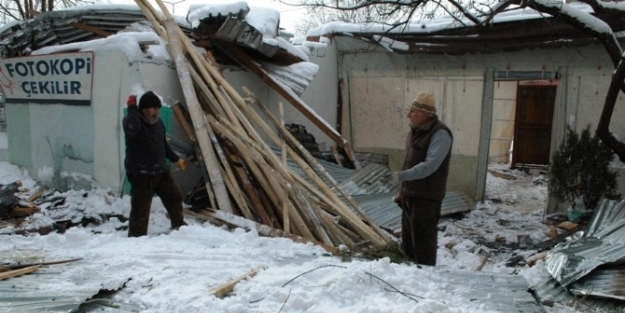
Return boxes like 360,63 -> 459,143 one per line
139,91 -> 162,110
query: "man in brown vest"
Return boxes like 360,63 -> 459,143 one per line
391,92 -> 453,266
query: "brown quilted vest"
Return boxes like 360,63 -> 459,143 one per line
400,118 -> 452,200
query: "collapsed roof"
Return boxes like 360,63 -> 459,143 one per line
0,4 -> 314,96
304,2 -> 625,55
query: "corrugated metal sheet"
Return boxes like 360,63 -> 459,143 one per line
353,191 -> 474,233
530,275 -> 625,312
0,262 -> 134,312
545,198 -> 625,300
0,256 -> 543,313
427,267 -> 544,313
276,147 -> 474,231
0,6 -> 171,58
569,266 -> 625,300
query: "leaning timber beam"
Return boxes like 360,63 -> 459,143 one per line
213,41 -> 359,167
185,209 -> 339,255
137,0 -> 234,214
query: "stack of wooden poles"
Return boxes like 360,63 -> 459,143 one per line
133,0 -> 392,253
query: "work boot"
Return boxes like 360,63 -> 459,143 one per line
171,220 -> 188,231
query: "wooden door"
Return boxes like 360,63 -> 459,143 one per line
512,85 -> 556,167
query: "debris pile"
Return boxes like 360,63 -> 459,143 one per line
132,0 -> 392,252
545,198 -> 625,301
0,181 -> 39,220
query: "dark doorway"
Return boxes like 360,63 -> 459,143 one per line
511,85 -> 556,167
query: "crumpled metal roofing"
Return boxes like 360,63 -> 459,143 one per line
529,274 -> 625,312
0,261 -> 133,312
0,254 -> 544,313
0,5 -> 177,58
0,5 -> 312,97
278,148 -> 474,232
426,267 -> 544,312
544,198 -> 625,300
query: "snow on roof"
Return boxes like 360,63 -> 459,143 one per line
306,2 -> 596,37
32,31 -> 170,63
187,2 -> 280,38
187,1 -> 250,28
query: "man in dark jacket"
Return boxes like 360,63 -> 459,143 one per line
123,91 -> 187,237
391,92 -> 453,266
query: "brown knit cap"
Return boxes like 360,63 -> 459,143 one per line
411,92 -> 436,114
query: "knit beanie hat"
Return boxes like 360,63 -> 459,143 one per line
411,92 -> 436,115
139,91 -> 162,110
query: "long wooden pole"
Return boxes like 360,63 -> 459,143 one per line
212,41 -> 359,166
236,89 -> 387,246
162,21 -> 233,213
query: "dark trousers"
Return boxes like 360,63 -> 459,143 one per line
127,172 -> 186,237
401,196 -> 442,266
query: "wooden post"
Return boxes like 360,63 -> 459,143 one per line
280,102 -> 290,233
162,20 -> 233,214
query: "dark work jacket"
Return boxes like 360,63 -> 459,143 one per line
123,105 -> 179,175
400,118 -> 452,200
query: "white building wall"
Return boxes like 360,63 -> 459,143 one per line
328,42 -> 625,199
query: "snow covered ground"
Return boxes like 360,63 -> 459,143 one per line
0,161 -> 591,312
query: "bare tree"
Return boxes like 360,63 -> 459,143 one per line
0,0 -> 100,24
291,0 -> 414,35
282,0 -> 625,162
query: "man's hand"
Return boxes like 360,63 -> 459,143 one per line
127,95 -> 137,107
393,193 -> 402,206
384,171 -> 399,184
175,159 -> 186,171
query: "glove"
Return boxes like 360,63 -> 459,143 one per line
175,159 -> 186,171
127,95 -> 137,107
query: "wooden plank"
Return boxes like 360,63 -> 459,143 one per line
213,268 -> 261,298
238,105 -> 379,245
70,22 -> 111,38
26,188 -> 44,202
189,68 -> 227,117
330,145 -> 344,167
207,116 -> 284,229
279,102 -> 290,233
203,51 -> 220,73
212,41 -> 355,161
0,258 -> 82,273
162,20 -> 233,214
185,209 -> 339,255
8,206 -> 39,217
203,112 -> 250,218
172,103 -> 196,142
0,265 -> 41,280
208,116 -> 315,239
221,134 -> 265,221
234,96 -> 371,238
289,185 -> 334,245
134,0 -> 167,39
320,213 -> 355,248
135,0 -> 222,212
239,89 -> 390,246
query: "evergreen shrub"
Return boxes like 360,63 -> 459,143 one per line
549,125 -> 619,211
